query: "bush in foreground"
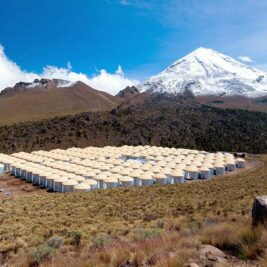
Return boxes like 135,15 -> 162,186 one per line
30,244 -> 53,265
46,235 -> 64,249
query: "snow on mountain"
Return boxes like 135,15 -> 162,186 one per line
138,47 -> 267,97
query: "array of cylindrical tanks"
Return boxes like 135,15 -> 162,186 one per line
0,146 -> 246,193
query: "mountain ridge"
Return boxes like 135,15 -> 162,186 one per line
138,47 -> 267,97
0,79 -> 121,125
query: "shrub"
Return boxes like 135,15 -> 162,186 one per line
30,244 -> 53,265
66,231 -> 82,246
46,235 -> 64,249
200,223 -> 239,250
138,228 -> 162,239
91,233 -> 110,248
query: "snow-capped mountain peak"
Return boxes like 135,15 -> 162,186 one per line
139,47 -> 267,97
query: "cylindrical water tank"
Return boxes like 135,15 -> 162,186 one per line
15,164 -> 22,178
119,176 -> 134,187
226,161 -> 237,171
84,179 -> 98,190
74,183 -> 90,192
103,177 -> 120,189
153,173 -> 168,185
171,170 -> 185,184
199,166 -> 211,179
214,164 -> 226,175
39,172 -> 47,187
185,166 -> 199,180
26,168 -> 34,182
140,172 -> 154,186
62,179 -> 78,193
95,174 -> 109,189
130,170 -> 143,186
236,158 -> 246,168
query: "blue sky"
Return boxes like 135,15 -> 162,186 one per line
0,0 -> 267,94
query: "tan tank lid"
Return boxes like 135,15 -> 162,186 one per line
119,176 -> 134,182
84,179 -> 98,186
199,166 -> 210,172
104,177 -> 119,183
153,173 -> 167,179
74,183 -> 90,190
171,170 -> 184,177
140,172 -> 153,180
62,179 -> 78,186
185,166 -> 199,172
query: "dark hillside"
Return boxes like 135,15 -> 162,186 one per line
0,94 -> 266,154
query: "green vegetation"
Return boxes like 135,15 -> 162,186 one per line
0,155 -> 266,266
212,100 -> 225,104
29,244 -> 53,265
0,95 -> 267,154
46,236 -> 64,249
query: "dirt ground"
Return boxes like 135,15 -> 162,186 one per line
0,173 -> 46,202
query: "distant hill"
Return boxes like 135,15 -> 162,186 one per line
196,95 -> 267,113
0,79 -> 121,125
0,94 -> 266,154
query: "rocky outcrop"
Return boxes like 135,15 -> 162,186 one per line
252,196 -> 267,226
116,86 -> 139,99
198,245 -> 227,266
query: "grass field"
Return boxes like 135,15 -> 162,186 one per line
0,155 -> 267,266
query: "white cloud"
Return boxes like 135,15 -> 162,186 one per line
238,56 -> 253,63
0,44 -> 139,95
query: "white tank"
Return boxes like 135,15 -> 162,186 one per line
32,169 -> 40,184
46,175 -> 55,190
130,170 -> 143,186
171,170 -> 185,184
185,166 -> 199,180
199,166 -> 211,179
83,179 -> 98,190
153,173 -> 168,185
140,172 -> 154,186
214,164 -> 226,175
26,168 -> 34,182
119,176 -> 134,187
226,161 -> 237,171
39,172 -> 48,187
236,158 -> 246,168
95,174 -> 109,189
62,179 -> 78,193
10,164 -> 16,176
15,164 -> 22,178
74,183 -> 90,192
20,165 -> 28,180
103,177 -> 120,189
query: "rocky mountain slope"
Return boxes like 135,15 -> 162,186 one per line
0,94 -> 266,154
0,79 -> 121,125
139,47 -> 267,97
